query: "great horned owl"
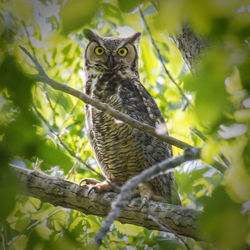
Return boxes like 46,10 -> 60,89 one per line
82,29 -> 180,205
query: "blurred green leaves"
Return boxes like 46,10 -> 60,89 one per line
118,0 -> 144,13
0,55 -> 73,221
1,0 -> 250,249
200,186 -> 248,250
184,50 -> 229,128
60,0 -> 99,34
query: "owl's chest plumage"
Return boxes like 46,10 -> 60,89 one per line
84,71 -> 173,191
85,72 -> 144,183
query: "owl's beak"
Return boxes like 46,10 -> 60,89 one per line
107,55 -> 114,69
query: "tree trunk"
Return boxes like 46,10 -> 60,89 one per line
173,24 -> 206,71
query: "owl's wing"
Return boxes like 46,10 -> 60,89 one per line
119,78 -> 173,157
119,78 -> 181,204
120,78 -> 165,126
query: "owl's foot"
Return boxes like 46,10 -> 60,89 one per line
79,178 -> 113,195
137,184 -> 165,210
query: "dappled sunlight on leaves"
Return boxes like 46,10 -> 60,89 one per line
1,0 -> 250,249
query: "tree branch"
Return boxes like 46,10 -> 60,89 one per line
19,45 -> 193,150
11,164 -> 202,241
95,147 -> 201,244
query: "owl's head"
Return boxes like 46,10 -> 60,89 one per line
84,29 -> 141,74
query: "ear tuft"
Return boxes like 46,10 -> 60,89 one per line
83,29 -> 99,41
127,32 -> 141,44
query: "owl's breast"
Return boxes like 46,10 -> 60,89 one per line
84,73 -> 172,188
86,73 -> 121,102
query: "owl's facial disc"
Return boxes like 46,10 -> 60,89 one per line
84,30 -> 141,73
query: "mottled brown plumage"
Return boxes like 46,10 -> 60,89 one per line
82,29 -> 180,205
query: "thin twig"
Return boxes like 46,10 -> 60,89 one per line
94,147 -> 201,245
139,9 -> 190,106
21,21 -> 37,59
191,128 -> 229,171
1,223 -> 7,250
20,45 -> 193,150
43,84 -> 57,125
32,104 -> 108,184
19,45 -> 45,75
148,212 -> 191,250
8,209 -> 61,246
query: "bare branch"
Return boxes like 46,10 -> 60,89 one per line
20,46 -> 193,150
147,212 -> 191,250
1,223 -> 7,250
10,164 -> 202,241
19,46 -> 45,75
94,147 -> 201,245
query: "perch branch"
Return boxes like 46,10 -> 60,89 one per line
11,164 -> 202,241
95,147 -> 201,244
19,45 -> 193,150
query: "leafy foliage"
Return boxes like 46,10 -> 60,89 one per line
0,0 -> 249,249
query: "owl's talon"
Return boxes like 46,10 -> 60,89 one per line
139,197 -> 149,211
79,178 -> 101,186
80,179 -> 114,195
87,186 -> 97,196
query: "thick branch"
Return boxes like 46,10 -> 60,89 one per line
11,165 -> 202,241
20,46 -> 192,150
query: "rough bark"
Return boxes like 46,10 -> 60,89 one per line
173,24 -> 207,71
11,165 -> 203,241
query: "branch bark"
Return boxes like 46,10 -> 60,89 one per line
11,165 -> 202,241
95,147 -> 201,244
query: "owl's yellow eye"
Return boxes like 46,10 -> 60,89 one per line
117,47 -> 128,57
94,46 -> 105,56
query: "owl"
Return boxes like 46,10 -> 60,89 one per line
82,29 -> 181,205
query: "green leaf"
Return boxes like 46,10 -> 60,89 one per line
0,168 -> 19,221
200,186 -> 248,249
152,236 -> 184,249
38,140 -> 73,171
0,56 -> 34,110
35,225 -> 52,240
60,0 -> 99,34
118,0 -> 144,13
114,221 -> 143,236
